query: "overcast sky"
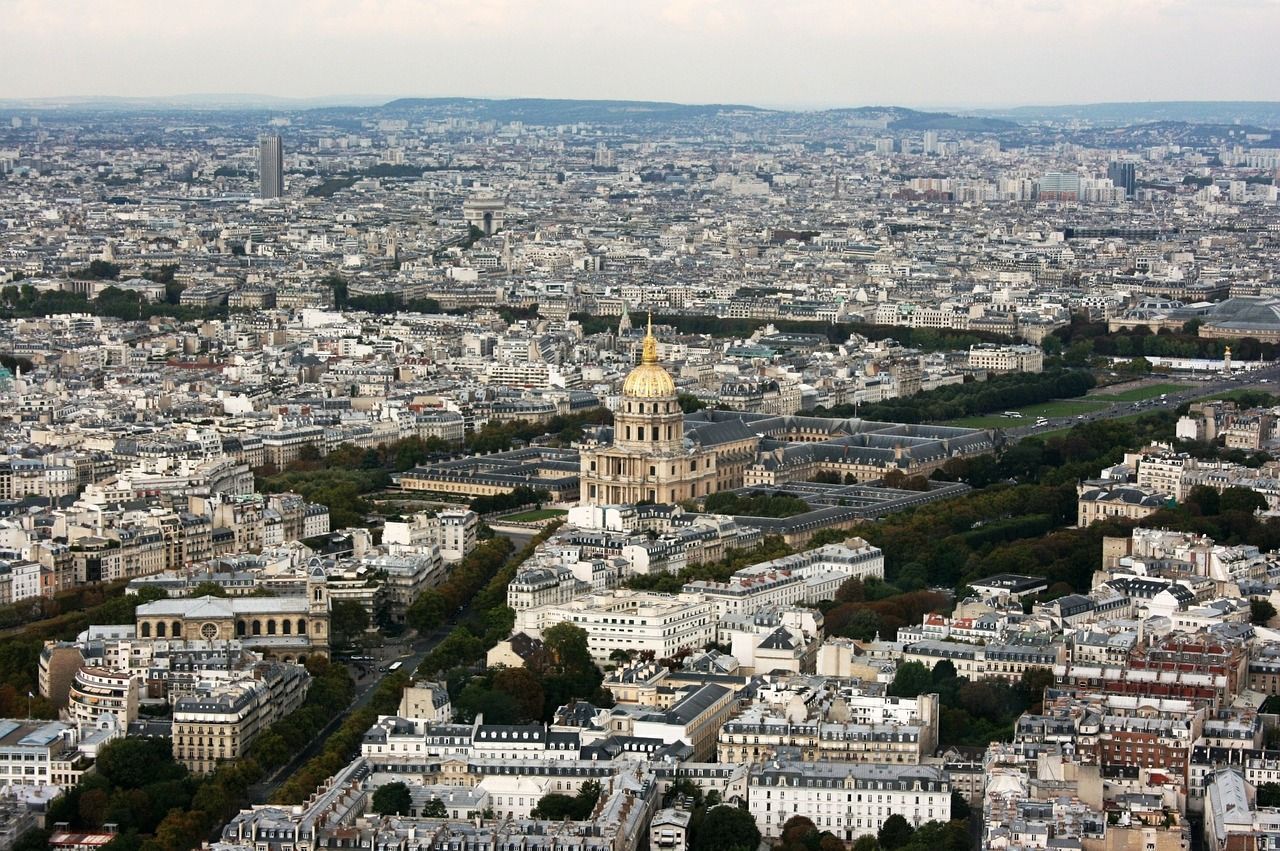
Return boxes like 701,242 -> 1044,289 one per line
5,0 -> 1278,108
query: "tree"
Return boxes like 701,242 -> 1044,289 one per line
330,600 -> 370,644
694,805 -> 762,851
542,622 -> 594,677
1252,599 -> 1278,626
950,792 -> 971,821
852,836 -> 880,851
406,589 -> 449,634
1221,487 -> 1268,515
1019,667 -> 1056,714
931,659 -> 958,684
491,666 -> 546,723
877,814 -> 915,851
94,737 -> 184,790
530,782 -> 599,820
423,797 -> 447,818
888,662 -> 932,698
778,816 -> 820,851
12,830 -> 52,851
371,781 -> 413,816
189,581 -> 228,598
1259,783 -> 1280,808
531,793 -> 579,820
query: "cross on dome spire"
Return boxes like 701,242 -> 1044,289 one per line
642,311 -> 658,364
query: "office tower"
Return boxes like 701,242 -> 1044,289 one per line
923,131 -> 939,155
1107,161 -> 1137,199
1037,171 -> 1081,202
259,135 -> 284,199
593,141 -> 614,168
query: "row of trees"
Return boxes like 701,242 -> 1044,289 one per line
465,408 -> 613,454
701,490 -> 813,518
568,312 -> 1014,352
405,536 -> 517,638
816,369 -> 1095,424
271,668 -> 408,806
0,585 -> 171,722
255,434 -> 465,529
469,485 -> 548,516
0,284 -> 220,323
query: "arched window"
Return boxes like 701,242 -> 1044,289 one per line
267,620 -> 277,635
298,619 -> 306,634
171,621 -> 182,637
141,622 -> 151,638
156,622 -> 166,637
236,620 -> 246,637
252,620 -> 262,636
313,588 -> 323,602
282,619 -> 292,635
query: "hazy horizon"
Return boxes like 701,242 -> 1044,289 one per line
4,0 -> 1279,108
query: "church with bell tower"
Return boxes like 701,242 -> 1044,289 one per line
580,317 -> 720,504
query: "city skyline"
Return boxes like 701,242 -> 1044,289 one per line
3,0 -> 1279,108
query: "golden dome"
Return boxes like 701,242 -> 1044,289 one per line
622,315 -> 676,398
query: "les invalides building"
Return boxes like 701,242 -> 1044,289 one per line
579,318 -> 722,504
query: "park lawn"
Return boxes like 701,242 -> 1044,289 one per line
1091,382 -> 1185,402
947,398 -> 1112,429
500,508 -> 568,522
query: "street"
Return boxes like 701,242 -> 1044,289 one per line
247,623 -> 454,804
1002,367 -> 1280,443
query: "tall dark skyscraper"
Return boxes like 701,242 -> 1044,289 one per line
1108,161 -> 1136,198
259,135 -> 284,199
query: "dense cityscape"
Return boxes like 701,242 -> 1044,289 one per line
1,91 -> 1280,851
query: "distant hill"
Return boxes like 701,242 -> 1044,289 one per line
977,101 -> 1280,128
822,105 -> 1016,132
379,97 -> 770,124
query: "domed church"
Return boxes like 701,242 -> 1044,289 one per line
579,317 -> 996,507
579,317 -> 721,504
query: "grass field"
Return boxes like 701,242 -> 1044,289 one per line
499,508 -> 568,522
948,398 -> 1112,429
1091,383 -> 1185,402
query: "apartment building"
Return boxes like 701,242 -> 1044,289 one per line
382,508 -> 479,562
900,639 -> 1065,683
512,590 -> 716,665
967,343 -> 1044,374
718,697 -> 938,766
0,719 -> 103,792
171,662 -> 310,774
748,762 -> 951,841
683,539 -> 884,619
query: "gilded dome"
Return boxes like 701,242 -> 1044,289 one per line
622,316 -> 676,398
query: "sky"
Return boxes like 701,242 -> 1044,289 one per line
4,0 -> 1279,108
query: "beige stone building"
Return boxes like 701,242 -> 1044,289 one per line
134,565 -> 330,661
172,661 -> 310,774
1077,482 -> 1167,527
581,321 -> 992,504
580,320 -> 720,504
